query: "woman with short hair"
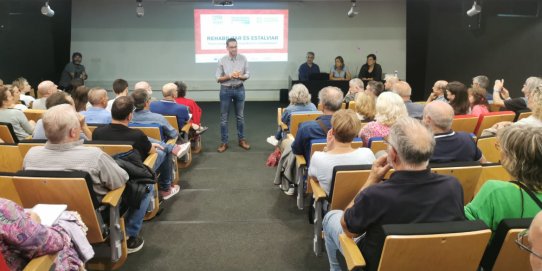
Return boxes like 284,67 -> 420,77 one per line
354,91 -> 375,122
358,92 -> 407,146
358,54 -> 383,82
515,82 -> 542,127
465,125 -> 542,230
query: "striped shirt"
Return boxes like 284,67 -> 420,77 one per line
215,54 -> 250,87
23,140 -> 128,197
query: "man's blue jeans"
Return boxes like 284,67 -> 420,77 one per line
220,85 -> 245,144
148,137 -> 174,192
125,184 -> 154,237
323,209 -> 345,271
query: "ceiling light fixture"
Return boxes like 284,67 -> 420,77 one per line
41,1 -> 54,17
466,1 -> 482,17
347,0 -> 358,18
136,0 -> 144,17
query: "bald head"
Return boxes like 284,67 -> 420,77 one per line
37,80 -> 58,97
392,81 -> 412,100
530,211 -> 542,271
134,81 -> 152,96
43,104 -> 80,144
88,87 -> 108,107
161,83 -> 178,98
423,101 -> 454,132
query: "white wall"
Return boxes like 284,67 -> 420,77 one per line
71,0 -> 406,101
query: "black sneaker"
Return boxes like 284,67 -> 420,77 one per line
127,236 -> 144,254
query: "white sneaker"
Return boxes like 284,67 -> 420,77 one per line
267,136 -> 279,147
171,142 -> 191,158
284,184 -> 295,196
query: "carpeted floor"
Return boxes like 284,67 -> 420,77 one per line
119,101 -> 329,271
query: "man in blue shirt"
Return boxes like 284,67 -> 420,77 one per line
131,89 -> 179,141
150,83 -> 190,129
298,51 -> 320,81
81,87 -> 112,124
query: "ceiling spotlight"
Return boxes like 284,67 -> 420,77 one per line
466,1 -> 482,17
213,0 -> 234,6
347,0 -> 358,18
41,1 -> 54,17
136,0 -> 144,17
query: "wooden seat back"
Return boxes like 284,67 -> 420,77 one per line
23,109 -> 46,122
164,115 -> 180,131
0,175 -> 22,205
474,111 -> 515,137
476,164 -> 513,195
12,175 -> 105,243
0,144 -> 23,173
431,163 -> 483,204
491,228 -> 530,271
348,101 -> 356,109
330,168 -> 372,210
289,112 -> 323,137
477,136 -> 500,163
368,137 -> 386,154
130,126 -> 162,141
0,122 -> 18,144
517,111 -> 532,122
451,115 -> 479,134
378,227 -> 491,271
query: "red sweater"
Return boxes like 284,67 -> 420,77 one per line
175,97 -> 202,125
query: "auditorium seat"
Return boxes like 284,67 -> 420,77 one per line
474,111 -> 515,137
348,101 -> 356,110
288,111 -> 323,138
451,115 -> 479,134
23,109 -> 45,122
12,171 -> 127,270
310,164 -> 372,256
477,136 -> 500,164
480,218 -> 531,271
430,161 -> 483,204
367,137 -> 386,154
0,122 -> 18,144
339,220 -> 491,271
476,163 -> 513,195
0,144 -> 23,173
516,111 -> 532,122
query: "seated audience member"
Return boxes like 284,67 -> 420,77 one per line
134,81 -> 157,101
150,83 -> 190,129
354,92 -> 375,122
267,84 -> 317,146
291,86 -> 343,163
11,77 -> 35,106
298,51 -> 320,81
469,86 -> 490,117
524,211 -> 542,271
93,96 -> 180,200
81,87 -> 112,124
0,86 -> 35,140
329,56 -> 351,81
344,78 -> 364,103
107,78 -> 129,112
446,81 -> 471,115
473,75 -> 492,101
0,198 -> 85,270
6,84 -> 28,111
515,82 -> 542,127
383,74 -> 399,92
358,54 -> 383,82
21,105 -> 151,254
426,80 -> 448,103
33,92 -> 92,140
423,101 -> 486,163
174,81 -> 207,133
465,125 -> 542,231
492,77 -> 542,114
131,89 -> 190,155
358,92 -> 407,146
364,80 -> 385,98
308,109 -> 375,195
323,117 -> 465,270
71,85 -> 89,112
32,81 -> 58,110
392,81 -> 424,119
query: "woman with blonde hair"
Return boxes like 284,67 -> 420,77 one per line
515,82 -> 542,127
358,91 -> 407,145
6,84 -> 28,111
466,125 -> 542,231
354,91 -> 375,122
267,83 -> 317,146
309,109 -> 375,195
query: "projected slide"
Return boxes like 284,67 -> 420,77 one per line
194,9 -> 288,63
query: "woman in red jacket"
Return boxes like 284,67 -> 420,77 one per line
174,81 -> 207,134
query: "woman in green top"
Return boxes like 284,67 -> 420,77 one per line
465,125 -> 542,230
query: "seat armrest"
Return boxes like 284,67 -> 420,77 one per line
310,178 -> 327,200
102,185 -> 126,207
339,234 -> 366,271
287,134 -> 294,141
181,123 -> 191,134
295,154 -> 306,168
23,253 -> 58,271
166,138 -> 176,145
144,153 -> 158,169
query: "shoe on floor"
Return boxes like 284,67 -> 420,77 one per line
284,184 -> 295,196
217,143 -> 228,153
171,142 -> 191,158
239,139 -> 250,150
266,136 -> 279,147
127,236 -> 144,254
160,185 -> 180,200
195,126 -> 208,135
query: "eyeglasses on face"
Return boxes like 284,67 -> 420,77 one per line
516,229 -> 542,260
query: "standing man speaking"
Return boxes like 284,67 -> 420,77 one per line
215,38 -> 251,153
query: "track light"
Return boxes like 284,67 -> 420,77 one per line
136,0 -> 144,17
466,1 -> 482,17
347,0 -> 358,18
41,1 -> 54,17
